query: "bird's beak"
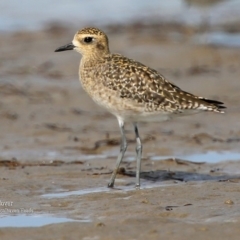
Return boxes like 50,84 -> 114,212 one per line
55,43 -> 75,52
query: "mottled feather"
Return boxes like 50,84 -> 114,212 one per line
62,27 -> 226,120
83,53 -> 225,114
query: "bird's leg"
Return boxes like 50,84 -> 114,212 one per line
133,123 -> 142,189
108,118 -> 127,188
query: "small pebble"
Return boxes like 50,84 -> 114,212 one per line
96,222 -> 105,227
224,199 -> 234,205
141,199 -> 149,204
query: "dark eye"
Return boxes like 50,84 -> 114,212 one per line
84,37 -> 93,43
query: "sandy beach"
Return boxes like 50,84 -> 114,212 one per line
0,21 -> 240,239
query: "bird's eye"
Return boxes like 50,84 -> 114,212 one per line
84,37 -> 93,43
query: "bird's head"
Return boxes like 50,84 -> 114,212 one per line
55,27 -> 110,59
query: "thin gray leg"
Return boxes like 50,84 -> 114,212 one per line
133,123 -> 142,188
108,118 -> 127,188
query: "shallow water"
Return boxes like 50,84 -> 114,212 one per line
1,147 -> 240,164
42,187 -> 112,199
1,0 -> 240,32
0,148 -> 111,162
0,215 -> 89,227
42,182 -> 170,199
42,159 -> 240,198
193,32 -> 240,48
150,151 -> 240,163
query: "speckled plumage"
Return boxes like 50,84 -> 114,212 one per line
82,53 -> 225,118
55,27 -> 226,188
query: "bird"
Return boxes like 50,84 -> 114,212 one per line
55,27 -> 226,188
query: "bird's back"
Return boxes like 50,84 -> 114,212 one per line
80,53 -> 225,121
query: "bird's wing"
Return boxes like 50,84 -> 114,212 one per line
100,54 -> 225,113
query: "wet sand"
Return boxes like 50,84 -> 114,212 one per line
0,24 -> 240,239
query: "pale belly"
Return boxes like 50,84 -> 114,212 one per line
88,91 -> 202,123
80,78 -> 202,123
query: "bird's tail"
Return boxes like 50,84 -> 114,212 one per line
198,97 -> 226,113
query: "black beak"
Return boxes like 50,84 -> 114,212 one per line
55,43 -> 75,52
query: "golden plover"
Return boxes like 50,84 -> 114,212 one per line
55,27 -> 225,188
